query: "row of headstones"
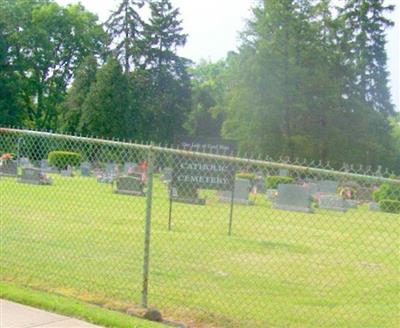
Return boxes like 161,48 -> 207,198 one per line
160,168 -> 378,212
0,159 -> 145,193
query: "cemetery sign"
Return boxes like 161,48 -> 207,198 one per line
172,158 -> 235,191
175,136 -> 236,154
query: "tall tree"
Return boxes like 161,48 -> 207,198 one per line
79,57 -> 129,138
221,0 -> 397,169
61,55 -> 98,134
338,0 -> 395,116
106,0 -> 144,73
0,17 -> 25,126
142,0 -> 191,142
185,60 -> 227,138
0,0 -> 108,130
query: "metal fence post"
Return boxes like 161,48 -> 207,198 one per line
141,145 -> 154,308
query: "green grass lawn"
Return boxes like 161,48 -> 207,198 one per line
1,174 -> 399,327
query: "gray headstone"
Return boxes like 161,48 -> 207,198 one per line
80,162 -> 91,177
20,157 -> 31,168
115,176 -> 144,196
344,199 -> 358,209
274,184 -> 313,213
279,168 -> 289,177
61,166 -> 73,177
161,167 -> 173,183
18,167 -> 52,185
0,160 -> 18,176
369,202 -> 380,211
171,186 -> 206,205
319,195 -> 347,212
106,163 -> 119,177
304,183 -> 319,197
318,180 -> 338,194
254,172 -> 266,193
219,179 -> 254,205
40,159 -> 56,173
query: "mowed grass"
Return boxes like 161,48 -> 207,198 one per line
1,174 -> 399,327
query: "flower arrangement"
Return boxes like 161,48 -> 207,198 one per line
0,153 -> 14,161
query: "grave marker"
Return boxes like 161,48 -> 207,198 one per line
318,195 -> 347,212
219,179 -> 254,205
115,175 -> 144,196
0,160 -> 18,177
274,184 -> 313,213
18,167 -> 52,185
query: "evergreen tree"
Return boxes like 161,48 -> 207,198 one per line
338,0 -> 395,116
106,0 -> 144,73
142,0 -> 191,142
185,60 -> 226,138
79,57 -> 129,138
62,55 -> 98,134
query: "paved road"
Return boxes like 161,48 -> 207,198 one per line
0,300 -> 102,328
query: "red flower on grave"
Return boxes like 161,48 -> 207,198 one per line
1,153 -> 13,160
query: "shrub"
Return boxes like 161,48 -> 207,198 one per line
379,199 -> 400,214
266,176 -> 294,189
48,151 -> 82,170
373,183 -> 400,202
236,172 -> 256,181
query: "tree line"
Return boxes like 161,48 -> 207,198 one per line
0,0 -> 399,172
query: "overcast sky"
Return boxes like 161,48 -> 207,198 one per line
57,0 -> 399,111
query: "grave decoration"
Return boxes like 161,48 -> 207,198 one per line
96,163 -> 119,183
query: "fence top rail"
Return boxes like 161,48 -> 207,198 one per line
1,127 -> 399,184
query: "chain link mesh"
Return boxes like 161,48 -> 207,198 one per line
1,128 -> 399,327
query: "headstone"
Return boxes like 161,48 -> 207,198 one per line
279,168 -> 289,177
266,189 -> 278,201
40,160 -> 56,173
80,162 -> 91,177
20,157 -> 31,168
171,186 -> 206,205
219,179 -> 255,205
303,183 -> 319,198
95,169 -> 113,183
318,195 -> 347,212
106,163 -> 119,179
115,175 -> 144,196
254,172 -> 266,193
273,184 -> 313,213
161,167 -> 173,183
369,202 -> 380,211
344,199 -> 358,209
318,180 -> 338,194
61,165 -> 73,177
18,167 -> 52,185
0,160 -> 18,176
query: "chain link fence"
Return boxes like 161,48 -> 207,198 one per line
1,128 -> 399,327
